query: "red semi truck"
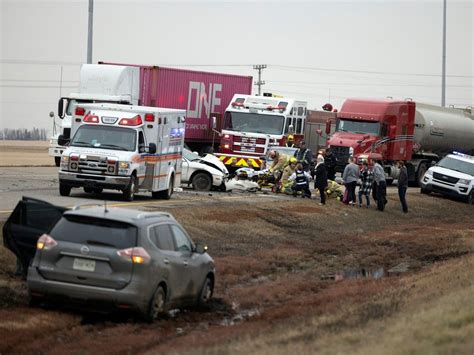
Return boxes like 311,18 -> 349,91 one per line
99,62 -> 253,155
326,98 -> 474,185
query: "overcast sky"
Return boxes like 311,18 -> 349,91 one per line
1,0 -> 472,134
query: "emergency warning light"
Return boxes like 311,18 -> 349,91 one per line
118,115 -> 143,126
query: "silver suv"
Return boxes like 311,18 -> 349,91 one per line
3,197 -> 215,321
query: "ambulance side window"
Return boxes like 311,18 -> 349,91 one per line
138,131 -> 145,153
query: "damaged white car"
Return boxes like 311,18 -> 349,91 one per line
181,149 -> 228,191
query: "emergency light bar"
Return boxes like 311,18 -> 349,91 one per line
75,107 -> 86,116
118,115 -> 143,126
83,114 -> 99,123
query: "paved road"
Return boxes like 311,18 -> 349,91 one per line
0,166 -> 414,215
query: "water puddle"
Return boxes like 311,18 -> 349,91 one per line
321,263 -> 412,281
321,267 -> 386,281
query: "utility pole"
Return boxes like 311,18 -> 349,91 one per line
253,64 -> 267,95
441,0 -> 446,107
87,0 -> 94,64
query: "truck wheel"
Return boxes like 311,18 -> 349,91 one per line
145,286 -> 166,322
416,162 -> 428,187
192,172 -> 212,191
152,175 -> 174,200
123,176 -> 137,202
84,187 -> 93,193
59,183 -> 71,196
54,157 -> 61,167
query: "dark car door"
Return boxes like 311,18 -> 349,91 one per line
2,197 -> 67,277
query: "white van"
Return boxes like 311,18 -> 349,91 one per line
420,152 -> 474,204
58,103 -> 185,201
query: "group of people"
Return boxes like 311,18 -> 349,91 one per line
267,139 -> 409,213
342,157 -> 408,213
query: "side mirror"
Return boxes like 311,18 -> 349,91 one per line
195,244 -> 207,254
58,135 -> 69,146
325,119 -> 331,135
148,143 -> 157,154
211,116 -> 217,130
58,97 -> 66,119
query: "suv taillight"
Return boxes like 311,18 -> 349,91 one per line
117,247 -> 151,264
37,234 -> 58,250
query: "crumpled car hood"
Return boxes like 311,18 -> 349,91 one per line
200,154 -> 229,175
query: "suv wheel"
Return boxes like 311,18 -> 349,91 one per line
467,191 -> 474,205
146,286 -> 166,322
123,176 -> 137,201
59,183 -> 71,196
197,276 -> 213,307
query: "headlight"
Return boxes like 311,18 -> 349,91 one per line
61,155 -> 69,163
424,169 -> 433,177
458,178 -> 471,185
119,162 -> 130,169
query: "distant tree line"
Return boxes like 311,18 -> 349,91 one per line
1,128 -> 48,140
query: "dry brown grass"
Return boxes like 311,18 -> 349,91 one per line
0,184 -> 473,354
0,140 -> 53,166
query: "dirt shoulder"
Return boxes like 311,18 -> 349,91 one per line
0,140 -> 53,166
0,192 -> 473,354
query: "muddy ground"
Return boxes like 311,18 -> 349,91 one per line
1,189 -> 473,354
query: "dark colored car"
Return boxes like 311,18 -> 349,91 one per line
3,197 -> 215,321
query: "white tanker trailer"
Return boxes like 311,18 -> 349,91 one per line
326,98 -> 474,184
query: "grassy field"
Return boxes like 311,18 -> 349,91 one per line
0,140 -> 53,166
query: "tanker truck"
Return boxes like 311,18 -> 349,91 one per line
325,98 -> 474,185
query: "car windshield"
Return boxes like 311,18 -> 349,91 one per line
50,215 -> 138,249
224,111 -> 285,135
70,125 -> 137,151
437,156 -> 474,176
183,148 -> 200,161
336,119 -> 380,136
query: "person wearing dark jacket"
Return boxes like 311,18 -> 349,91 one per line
294,141 -> 313,172
324,149 -> 337,181
397,160 -> 408,213
314,155 -> 328,205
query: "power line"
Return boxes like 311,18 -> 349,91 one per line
270,64 -> 474,79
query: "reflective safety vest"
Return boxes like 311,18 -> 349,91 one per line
295,170 -> 308,185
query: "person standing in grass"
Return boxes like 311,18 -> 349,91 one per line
358,161 -> 373,208
342,156 -> 360,206
397,160 -> 409,213
314,155 -> 328,205
373,160 -> 387,211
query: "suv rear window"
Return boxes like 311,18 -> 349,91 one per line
50,215 -> 137,249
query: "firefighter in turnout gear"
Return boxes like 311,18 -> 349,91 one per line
286,134 -> 295,147
281,157 -> 298,194
289,162 -> 312,198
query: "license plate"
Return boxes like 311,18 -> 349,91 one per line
73,258 -> 96,272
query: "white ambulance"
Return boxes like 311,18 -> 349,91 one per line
58,103 -> 185,201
